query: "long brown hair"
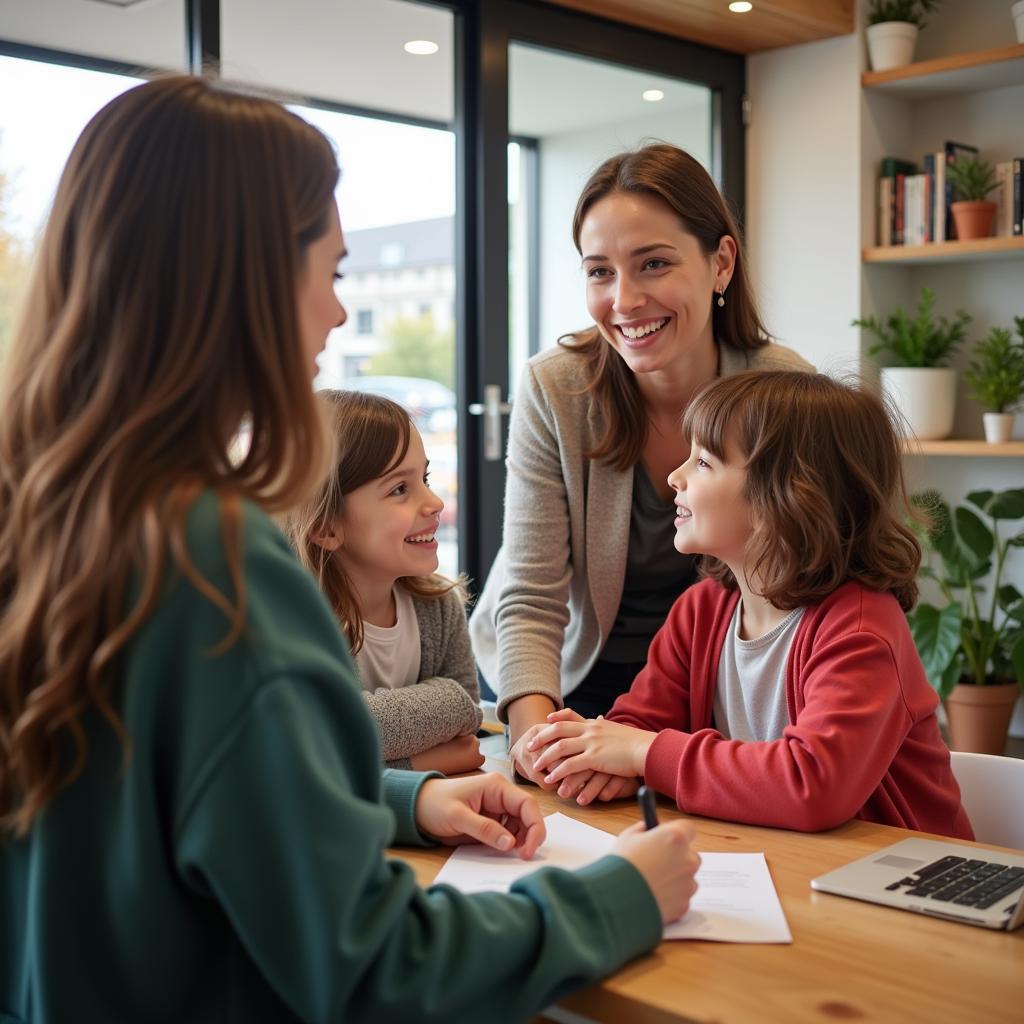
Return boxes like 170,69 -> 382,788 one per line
281,390 -> 460,655
561,143 -> 770,470
0,76 -> 339,836
682,371 -> 922,611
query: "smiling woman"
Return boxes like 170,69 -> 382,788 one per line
469,143 -> 814,791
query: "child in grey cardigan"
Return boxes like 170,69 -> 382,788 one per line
282,390 -> 482,773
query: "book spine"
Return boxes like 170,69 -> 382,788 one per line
933,152 -> 946,243
1015,158 -> 1023,236
994,161 -> 1014,237
895,173 -> 906,245
878,177 -> 893,246
922,154 -> 935,243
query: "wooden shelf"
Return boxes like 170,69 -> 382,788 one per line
903,440 -> 1024,457
862,42 -> 1024,100
863,236 -> 1024,264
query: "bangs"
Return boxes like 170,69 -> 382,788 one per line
681,376 -> 744,461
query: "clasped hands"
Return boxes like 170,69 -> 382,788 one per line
511,709 -> 656,805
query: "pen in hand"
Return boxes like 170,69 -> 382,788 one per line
638,785 -> 659,830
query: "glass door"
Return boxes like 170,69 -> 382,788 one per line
457,0 -> 745,584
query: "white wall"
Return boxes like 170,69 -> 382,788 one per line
746,33 -> 862,376
746,0 -> 1024,736
535,104 -> 712,361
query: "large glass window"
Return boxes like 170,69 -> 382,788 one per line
0,56 -> 143,361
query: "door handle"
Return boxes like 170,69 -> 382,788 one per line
468,384 -> 513,461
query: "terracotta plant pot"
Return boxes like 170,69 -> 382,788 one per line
950,200 -> 997,240
944,681 -> 1020,754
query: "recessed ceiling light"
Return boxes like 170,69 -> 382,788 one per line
729,2 -> 753,12
404,40 -> 439,56
642,89 -> 665,102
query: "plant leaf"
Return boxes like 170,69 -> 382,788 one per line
985,489 -> 1024,521
1010,633 -> 1024,689
954,507 -> 993,563
909,603 -> 963,693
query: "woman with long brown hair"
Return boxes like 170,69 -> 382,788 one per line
470,144 -> 812,789
0,77 -> 698,1022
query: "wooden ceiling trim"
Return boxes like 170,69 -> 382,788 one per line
538,1 -> 855,54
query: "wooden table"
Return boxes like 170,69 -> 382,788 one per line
390,754 -> 1024,1024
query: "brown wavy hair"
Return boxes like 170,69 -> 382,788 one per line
682,371 -> 922,611
560,143 -> 771,470
0,76 -> 339,836
280,390 -> 462,655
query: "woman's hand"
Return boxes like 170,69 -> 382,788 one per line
557,770 -> 642,806
529,709 -> 656,784
507,694 -> 560,790
612,820 -> 700,924
415,773 -> 546,859
410,734 -> 484,775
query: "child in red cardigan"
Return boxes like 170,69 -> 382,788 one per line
529,371 -> 972,838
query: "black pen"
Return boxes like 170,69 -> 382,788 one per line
637,785 -> 659,830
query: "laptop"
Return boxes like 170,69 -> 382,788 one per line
811,838 -> 1024,931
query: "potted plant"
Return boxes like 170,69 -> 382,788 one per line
908,488 -> 1024,753
852,285 -> 971,440
964,318 -> 1024,443
866,1 -> 940,71
946,156 -> 1000,240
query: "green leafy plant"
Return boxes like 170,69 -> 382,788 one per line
908,489 -> 1024,699
867,0 -> 940,28
946,157 -> 999,202
964,319 -> 1024,413
851,286 -> 971,367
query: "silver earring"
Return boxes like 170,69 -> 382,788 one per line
716,287 -> 726,308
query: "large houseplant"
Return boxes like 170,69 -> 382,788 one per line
908,488 -> 1024,753
866,1 -> 941,71
945,156 -> 1000,240
852,285 -> 971,440
964,318 -> 1024,443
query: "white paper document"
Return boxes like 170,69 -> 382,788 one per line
432,811 -> 791,944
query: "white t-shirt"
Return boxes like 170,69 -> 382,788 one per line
354,586 -> 422,691
712,603 -> 804,742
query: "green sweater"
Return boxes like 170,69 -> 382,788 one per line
1,492 -> 661,1023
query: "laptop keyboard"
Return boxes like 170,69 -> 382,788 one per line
884,855 -> 1024,910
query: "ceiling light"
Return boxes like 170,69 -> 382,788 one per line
729,2 -> 753,12
642,89 -> 665,102
404,40 -> 439,56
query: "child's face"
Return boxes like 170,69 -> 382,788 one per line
334,425 -> 444,593
667,432 -> 753,569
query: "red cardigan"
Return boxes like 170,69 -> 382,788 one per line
607,580 -> 973,837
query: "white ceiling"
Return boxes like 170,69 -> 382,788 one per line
510,43 -> 708,137
2,0 -> 707,137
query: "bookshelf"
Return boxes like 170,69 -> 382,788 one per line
862,42 -> 1024,99
860,26 -> 1024,460
904,440 -> 1024,457
863,236 -> 1024,264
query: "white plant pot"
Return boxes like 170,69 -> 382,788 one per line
1014,1 -> 1024,44
866,21 -> 919,71
983,412 -> 1014,443
881,367 -> 956,441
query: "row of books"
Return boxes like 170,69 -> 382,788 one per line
877,142 -> 1024,247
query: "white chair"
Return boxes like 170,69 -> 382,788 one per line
948,750 -> 1024,850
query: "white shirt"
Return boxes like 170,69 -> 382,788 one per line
712,603 -> 804,742
354,586 -> 421,691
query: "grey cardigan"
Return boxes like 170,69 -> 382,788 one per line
469,342 -> 814,722
360,587 -> 482,769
